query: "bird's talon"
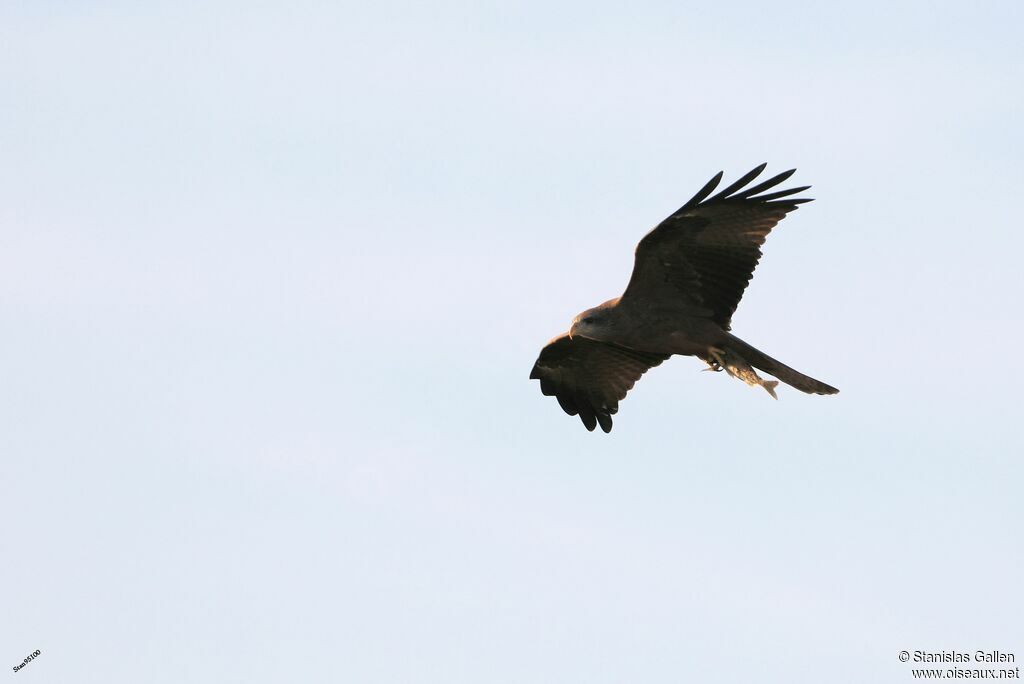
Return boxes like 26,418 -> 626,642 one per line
707,346 -> 727,368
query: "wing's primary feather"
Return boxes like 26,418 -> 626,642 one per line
729,168 -> 796,200
680,170 -> 724,209
529,334 -> 669,433
706,162 -> 766,201
622,165 -> 813,329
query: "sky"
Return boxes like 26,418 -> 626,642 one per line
1,1 -> 1022,682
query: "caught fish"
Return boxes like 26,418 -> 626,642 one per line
703,348 -> 779,399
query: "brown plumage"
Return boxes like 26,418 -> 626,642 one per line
532,335 -> 669,433
530,164 -> 838,433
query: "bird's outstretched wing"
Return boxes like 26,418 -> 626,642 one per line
529,334 -> 669,432
621,164 -> 812,329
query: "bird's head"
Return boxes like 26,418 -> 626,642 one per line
569,306 -> 610,341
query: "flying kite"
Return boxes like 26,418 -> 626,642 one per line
529,164 -> 838,432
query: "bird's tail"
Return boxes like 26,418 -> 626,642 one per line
725,335 -> 839,395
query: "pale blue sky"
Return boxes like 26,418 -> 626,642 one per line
2,1 -> 1022,682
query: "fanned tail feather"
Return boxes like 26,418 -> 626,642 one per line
726,335 -> 839,395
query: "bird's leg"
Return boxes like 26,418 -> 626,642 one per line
706,346 -> 727,371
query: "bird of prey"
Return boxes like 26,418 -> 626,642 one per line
529,164 -> 838,433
